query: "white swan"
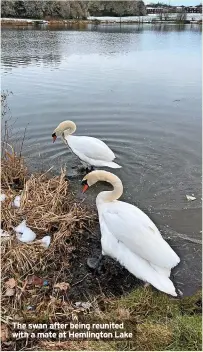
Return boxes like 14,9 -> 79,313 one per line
82,170 -> 180,297
52,121 -> 121,170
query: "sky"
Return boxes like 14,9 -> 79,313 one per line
145,0 -> 201,5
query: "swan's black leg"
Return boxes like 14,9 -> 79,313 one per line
85,166 -> 95,174
87,254 -> 103,274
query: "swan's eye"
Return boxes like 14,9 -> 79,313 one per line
81,179 -> 88,186
52,133 -> 57,143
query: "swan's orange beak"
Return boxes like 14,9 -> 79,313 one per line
82,184 -> 89,193
52,135 -> 57,143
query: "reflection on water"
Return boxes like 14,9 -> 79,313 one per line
1,25 -> 201,209
1,24 -> 202,68
2,30 -> 62,68
1,24 -> 202,295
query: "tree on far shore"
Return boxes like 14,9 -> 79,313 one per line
1,0 -> 146,19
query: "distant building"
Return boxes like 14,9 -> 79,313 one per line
146,5 -> 202,14
146,6 -> 176,14
177,5 -> 202,13
186,6 -> 202,13
146,7 -> 165,14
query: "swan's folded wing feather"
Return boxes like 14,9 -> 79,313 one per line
67,136 -> 115,161
101,203 -> 180,269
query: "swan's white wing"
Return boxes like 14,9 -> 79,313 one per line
101,201 -> 180,269
67,135 -> 115,161
100,217 -> 176,296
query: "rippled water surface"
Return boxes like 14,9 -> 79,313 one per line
1,24 -> 202,294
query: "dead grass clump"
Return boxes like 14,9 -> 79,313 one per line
1,238 -> 46,277
1,151 -> 96,346
136,322 -> 172,351
2,162 -> 83,234
1,148 -> 27,191
1,152 -> 94,278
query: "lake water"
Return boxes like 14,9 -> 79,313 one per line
1,24 -> 202,295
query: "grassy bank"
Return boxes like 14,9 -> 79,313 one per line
1,145 -> 202,351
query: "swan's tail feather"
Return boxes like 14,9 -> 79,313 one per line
115,243 -> 177,296
131,261 -> 177,296
105,161 -> 122,168
150,263 -> 171,278
152,275 -> 177,297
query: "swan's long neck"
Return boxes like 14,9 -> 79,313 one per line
54,121 -> 76,137
64,123 -> 76,135
55,121 -> 76,144
96,174 -> 123,205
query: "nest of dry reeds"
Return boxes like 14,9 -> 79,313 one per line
1,149 -> 94,272
1,149 -> 97,341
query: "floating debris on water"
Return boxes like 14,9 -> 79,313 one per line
186,194 -> 196,201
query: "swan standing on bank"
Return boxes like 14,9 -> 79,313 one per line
52,121 -> 121,172
82,170 -> 180,296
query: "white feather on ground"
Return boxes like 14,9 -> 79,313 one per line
0,228 -> 10,237
14,220 -> 36,243
0,194 -> 6,202
40,235 -> 51,248
13,195 -> 21,208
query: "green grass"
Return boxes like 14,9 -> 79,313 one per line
87,286 -> 202,351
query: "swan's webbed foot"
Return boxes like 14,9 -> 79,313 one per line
144,282 -> 150,289
78,165 -> 87,172
87,254 -> 103,274
85,166 -> 95,175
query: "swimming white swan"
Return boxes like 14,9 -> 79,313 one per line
52,121 -> 121,171
82,170 -> 180,296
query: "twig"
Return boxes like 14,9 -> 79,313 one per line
96,277 -> 105,297
17,279 -> 28,300
71,273 -> 90,287
19,124 -> 29,158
